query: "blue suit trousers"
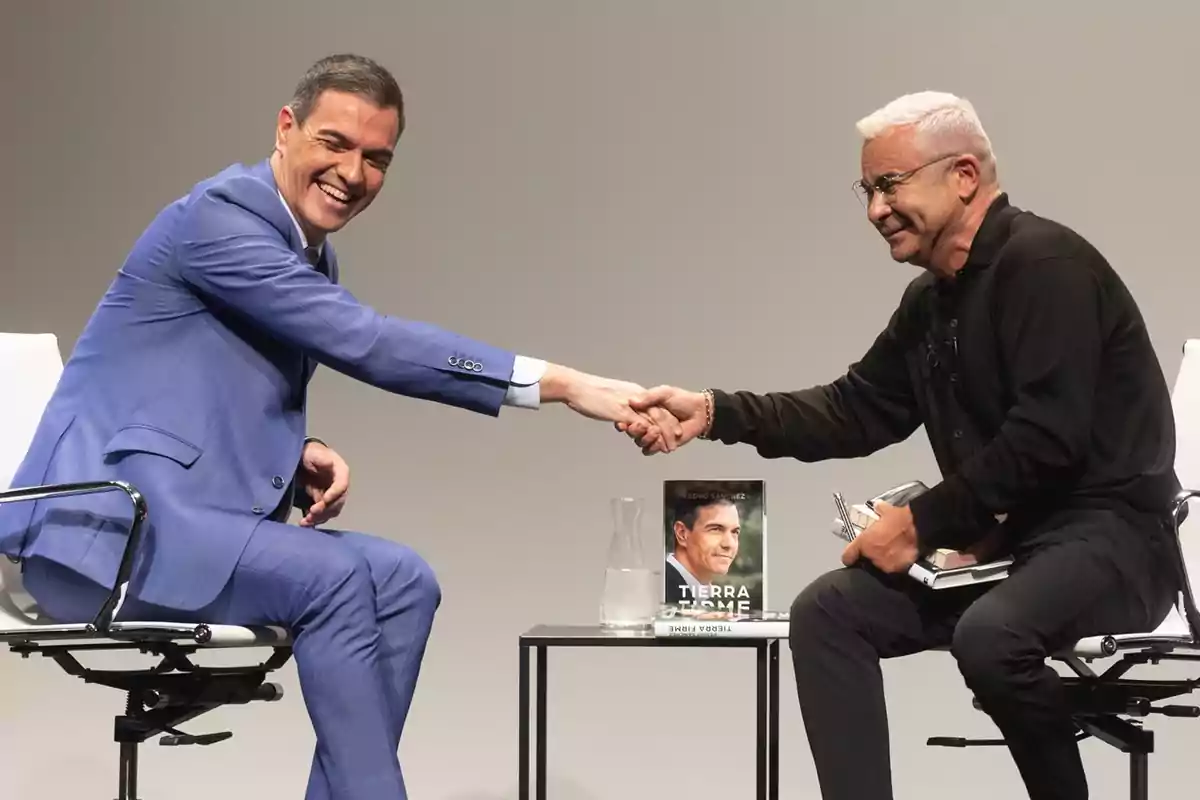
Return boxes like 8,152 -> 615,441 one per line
22,522 -> 441,800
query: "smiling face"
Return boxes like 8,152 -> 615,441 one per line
272,89 -> 400,244
674,501 -> 740,581
858,125 -> 981,269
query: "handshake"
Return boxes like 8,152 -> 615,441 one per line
613,384 -> 709,455
542,364 -> 709,455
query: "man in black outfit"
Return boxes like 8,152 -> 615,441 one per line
619,91 -> 1183,799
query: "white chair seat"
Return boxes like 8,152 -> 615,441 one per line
0,561 -> 291,649
1067,606 -> 1197,659
0,617 -> 291,649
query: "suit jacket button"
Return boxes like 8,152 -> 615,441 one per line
252,506 -> 264,514
272,475 -> 285,489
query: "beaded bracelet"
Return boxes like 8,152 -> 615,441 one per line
698,388 -> 715,439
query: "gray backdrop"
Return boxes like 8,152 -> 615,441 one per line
2,2 -> 1198,799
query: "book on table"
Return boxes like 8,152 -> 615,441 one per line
831,480 -> 1012,590
652,607 -> 789,638
660,478 -> 767,615
654,478 -> 789,637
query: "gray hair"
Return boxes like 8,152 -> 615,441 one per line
856,91 -> 996,176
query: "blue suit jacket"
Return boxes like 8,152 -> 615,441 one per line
0,158 -> 517,612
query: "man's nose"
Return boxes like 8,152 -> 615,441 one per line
867,192 -> 892,224
337,152 -> 364,187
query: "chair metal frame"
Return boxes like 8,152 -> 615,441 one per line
1,479 -> 294,800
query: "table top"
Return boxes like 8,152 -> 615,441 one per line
519,623 -> 780,646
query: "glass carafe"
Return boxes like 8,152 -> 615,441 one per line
599,497 -> 661,630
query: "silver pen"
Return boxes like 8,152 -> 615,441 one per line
833,492 -> 856,542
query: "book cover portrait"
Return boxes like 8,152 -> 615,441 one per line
662,479 -> 766,614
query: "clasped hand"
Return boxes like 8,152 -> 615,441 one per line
557,372 -> 688,452
608,386 -> 921,574
612,385 -> 709,454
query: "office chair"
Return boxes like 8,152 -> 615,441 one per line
0,332 -> 295,800
928,338 -> 1200,800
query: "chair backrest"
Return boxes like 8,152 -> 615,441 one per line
1171,339 -> 1200,639
0,333 -> 65,625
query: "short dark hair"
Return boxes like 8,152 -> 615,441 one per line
672,495 -> 736,531
288,53 -> 404,127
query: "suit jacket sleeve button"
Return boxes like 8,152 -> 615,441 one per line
272,475 -> 285,489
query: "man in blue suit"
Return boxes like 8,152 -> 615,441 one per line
0,53 -> 675,799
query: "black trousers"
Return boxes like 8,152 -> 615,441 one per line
789,507 -> 1180,800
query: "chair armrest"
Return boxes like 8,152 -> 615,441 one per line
0,479 -> 147,636
1170,488 -> 1200,643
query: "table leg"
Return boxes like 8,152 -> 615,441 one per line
518,643 -> 529,800
769,640 -> 779,800
536,645 -> 547,800
757,643 -> 767,800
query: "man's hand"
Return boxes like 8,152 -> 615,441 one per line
963,522 -> 1009,562
539,364 -> 683,451
841,500 -> 919,573
618,385 -> 710,455
297,440 -> 350,527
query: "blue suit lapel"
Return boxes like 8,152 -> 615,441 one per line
247,158 -> 310,260
301,242 -> 336,385
245,159 -> 339,388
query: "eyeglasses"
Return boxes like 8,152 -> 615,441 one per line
852,153 -> 959,207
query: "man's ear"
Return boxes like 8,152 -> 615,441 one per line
274,105 -> 297,153
673,521 -> 689,549
953,155 -> 982,201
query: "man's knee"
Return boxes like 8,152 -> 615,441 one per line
327,531 -> 442,613
367,539 -> 441,615
403,548 -> 441,613
304,545 -> 376,617
951,606 -> 1042,695
789,568 -> 863,641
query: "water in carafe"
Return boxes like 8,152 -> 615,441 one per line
600,497 -> 660,630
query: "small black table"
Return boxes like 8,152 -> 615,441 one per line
518,624 -> 782,800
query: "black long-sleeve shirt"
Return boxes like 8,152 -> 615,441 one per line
707,193 -> 1179,552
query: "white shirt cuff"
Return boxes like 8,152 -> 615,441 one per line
503,355 -> 547,410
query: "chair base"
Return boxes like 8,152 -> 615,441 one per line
8,637 -> 292,800
927,649 -> 1200,800
929,717 -> 1154,800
